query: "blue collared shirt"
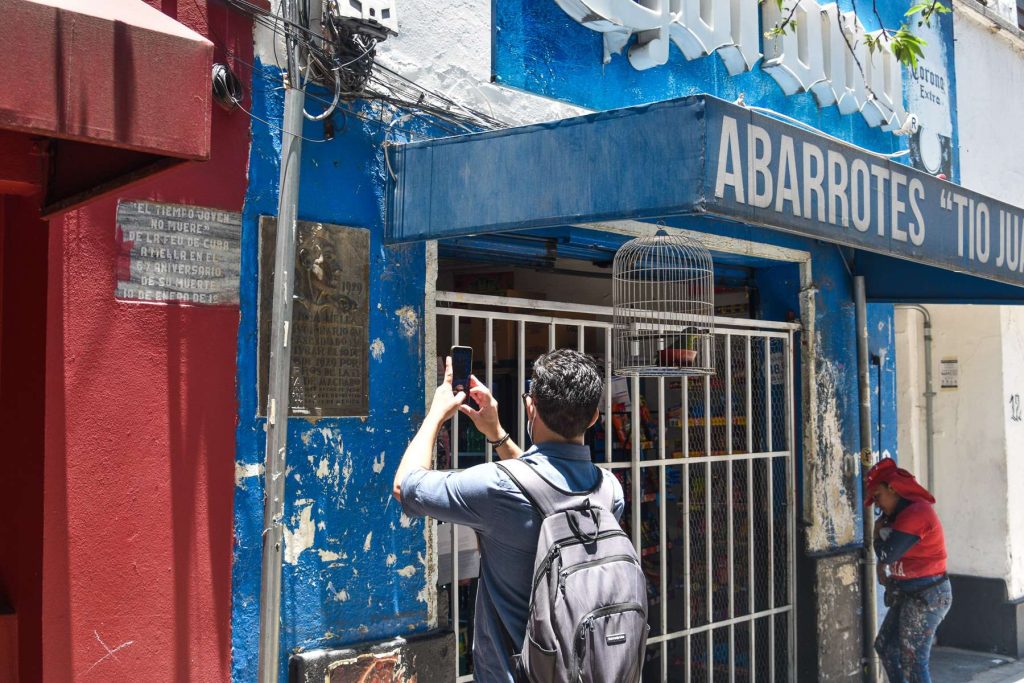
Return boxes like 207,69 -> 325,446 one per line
400,442 -> 624,683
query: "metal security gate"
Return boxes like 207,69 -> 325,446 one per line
433,292 -> 798,682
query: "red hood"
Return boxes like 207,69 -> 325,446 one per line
864,458 -> 935,507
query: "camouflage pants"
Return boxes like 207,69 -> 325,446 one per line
874,579 -> 953,683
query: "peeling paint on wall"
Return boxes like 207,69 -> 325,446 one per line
395,306 -> 419,338
285,501 -> 317,565
370,338 -> 385,361
836,563 -> 858,587
235,462 -> 264,488
806,345 -> 857,551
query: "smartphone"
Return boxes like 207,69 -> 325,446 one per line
450,345 -> 473,393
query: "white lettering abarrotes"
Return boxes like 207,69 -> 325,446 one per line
555,0 -> 909,131
713,115 -> 926,244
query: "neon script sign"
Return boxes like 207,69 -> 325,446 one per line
554,0 -> 910,131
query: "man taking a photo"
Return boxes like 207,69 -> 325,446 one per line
392,349 -> 624,683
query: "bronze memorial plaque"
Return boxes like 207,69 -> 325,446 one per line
258,218 -> 369,417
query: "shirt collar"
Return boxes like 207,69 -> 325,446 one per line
524,442 -> 593,462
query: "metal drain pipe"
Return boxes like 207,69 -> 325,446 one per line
895,305 -> 935,491
854,276 -> 879,683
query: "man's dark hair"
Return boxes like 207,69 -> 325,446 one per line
529,349 -> 603,439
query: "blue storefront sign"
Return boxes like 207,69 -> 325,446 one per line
702,98 -> 1024,286
388,95 -> 1024,289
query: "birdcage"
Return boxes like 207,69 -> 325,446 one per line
612,231 -> 715,377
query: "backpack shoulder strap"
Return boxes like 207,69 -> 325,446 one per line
497,458 -> 613,518
593,468 -> 619,515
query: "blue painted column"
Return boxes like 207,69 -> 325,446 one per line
231,63 -> 435,682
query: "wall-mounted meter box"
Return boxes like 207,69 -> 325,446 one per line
326,0 -> 397,38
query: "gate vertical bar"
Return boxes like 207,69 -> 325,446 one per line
765,337 -> 773,453
605,328 -> 613,463
746,337 -> 755,679
658,375 -> 668,682
787,332 -> 798,681
451,315 -> 461,678
485,317 -> 493,462
452,316 -> 460,466
705,371 -> 712,683
257,1 -> 306,677
518,321 -> 525,448
632,375 -> 642,551
726,336 -> 735,681
767,339 -> 776,683
683,376 -> 692,683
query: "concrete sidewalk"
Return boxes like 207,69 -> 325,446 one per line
931,647 -> 1024,683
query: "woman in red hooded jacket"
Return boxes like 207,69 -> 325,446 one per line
865,458 -> 952,683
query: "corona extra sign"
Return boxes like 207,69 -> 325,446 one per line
554,0 -> 909,131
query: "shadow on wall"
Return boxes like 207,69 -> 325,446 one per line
166,304 -> 237,681
0,195 -> 49,682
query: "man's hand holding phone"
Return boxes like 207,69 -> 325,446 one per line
458,375 -> 504,442
428,356 -> 467,423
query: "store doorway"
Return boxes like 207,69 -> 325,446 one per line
432,282 -> 798,682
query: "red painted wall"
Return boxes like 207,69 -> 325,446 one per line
40,3 -> 252,680
0,194 -> 48,682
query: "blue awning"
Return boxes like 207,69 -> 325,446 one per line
387,95 -> 1024,299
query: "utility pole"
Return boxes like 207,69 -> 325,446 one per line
257,1 -> 306,680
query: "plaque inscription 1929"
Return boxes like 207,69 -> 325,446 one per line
259,218 -> 369,417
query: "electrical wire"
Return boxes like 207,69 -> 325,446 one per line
212,0 -> 506,146
208,44 -> 437,140
235,93 -> 331,143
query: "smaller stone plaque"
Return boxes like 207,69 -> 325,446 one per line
259,218 -> 369,417
115,200 -> 241,305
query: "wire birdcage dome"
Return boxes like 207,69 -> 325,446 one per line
612,231 -> 715,377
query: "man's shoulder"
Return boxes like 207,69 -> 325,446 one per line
459,460 -> 521,492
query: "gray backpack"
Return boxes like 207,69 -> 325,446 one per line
497,459 -> 649,683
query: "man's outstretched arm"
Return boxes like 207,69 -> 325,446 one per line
392,357 -> 466,502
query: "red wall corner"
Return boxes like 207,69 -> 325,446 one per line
39,2 -> 253,680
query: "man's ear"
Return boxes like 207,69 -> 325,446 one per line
588,407 -> 600,429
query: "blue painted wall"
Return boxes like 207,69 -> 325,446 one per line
493,0 -> 957,179
231,63 -> 434,681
